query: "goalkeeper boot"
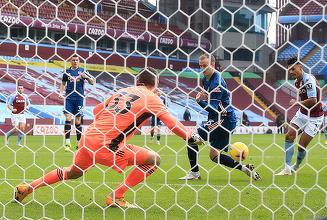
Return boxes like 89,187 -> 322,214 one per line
178,171 -> 201,180
15,183 -> 32,203
242,164 -> 261,180
106,196 -> 137,208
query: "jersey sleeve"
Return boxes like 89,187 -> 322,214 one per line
6,94 -> 14,105
305,76 -> 317,98
25,95 -> 31,108
148,95 -> 190,140
198,85 -> 222,114
62,71 -> 69,82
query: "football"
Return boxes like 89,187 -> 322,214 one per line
229,142 -> 249,161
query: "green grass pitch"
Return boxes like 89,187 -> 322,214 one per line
0,134 -> 326,220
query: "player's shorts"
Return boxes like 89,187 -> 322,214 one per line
290,110 -> 323,137
11,113 -> 26,126
64,98 -> 84,117
71,136 -> 154,173
198,117 -> 236,152
151,116 -> 162,127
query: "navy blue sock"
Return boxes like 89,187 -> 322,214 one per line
17,131 -> 23,145
157,134 -> 160,141
75,124 -> 82,141
187,143 -> 199,172
64,121 -> 71,140
212,154 -> 242,170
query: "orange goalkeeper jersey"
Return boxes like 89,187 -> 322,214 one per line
83,86 -> 190,150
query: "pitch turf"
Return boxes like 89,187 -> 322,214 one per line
0,134 -> 326,220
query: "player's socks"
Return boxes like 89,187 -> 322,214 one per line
65,121 -> 71,141
65,139 -> 71,145
211,154 -> 242,170
187,142 -> 199,172
157,134 -> 160,142
30,168 -> 68,190
17,131 -> 23,145
114,165 -> 157,198
295,148 -> 306,169
7,129 -> 15,139
284,140 -> 294,169
75,124 -> 82,141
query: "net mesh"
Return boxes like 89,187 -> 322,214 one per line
0,0 -> 326,219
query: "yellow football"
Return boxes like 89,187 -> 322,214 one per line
229,142 -> 249,161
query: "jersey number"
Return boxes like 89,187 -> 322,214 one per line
106,92 -> 140,114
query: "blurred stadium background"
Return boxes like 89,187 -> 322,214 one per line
0,0 -> 326,219
0,0 -> 326,129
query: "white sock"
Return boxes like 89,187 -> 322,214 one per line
66,139 -> 70,145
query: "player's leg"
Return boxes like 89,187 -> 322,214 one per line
6,116 -> 18,145
292,132 -> 312,171
15,146 -> 93,203
16,115 -> 26,146
150,129 -> 155,143
150,117 -> 155,142
64,99 -> 73,151
107,144 -> 160,208
208,125 -> 261,181
324,116 -> 327,144
293,118 -> 322,171
276,122 -> 299,175
178,125 -> 205,180
156,124 -> 161,144
74,99 -> 84,148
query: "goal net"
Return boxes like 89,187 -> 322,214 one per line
0,0 -> 326,219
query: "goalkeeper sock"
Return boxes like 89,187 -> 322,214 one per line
295,148 -> 306,168
75,124 -> 82,141
64,121 -> 71,143
187,143 -> 199,172
211,153 -> 242,170
114,165 -> 157,198
284,140 -> 294,168
30,168 -> 68,190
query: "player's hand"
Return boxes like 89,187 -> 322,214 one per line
289,99 -> 296,106
188,133 -> 204,145
196,91 -> 207,102
58,93 -> 65,99
12,109 -> 17,113
80,72 -> 89,79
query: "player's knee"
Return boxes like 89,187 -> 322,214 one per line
286,130 -> 296,141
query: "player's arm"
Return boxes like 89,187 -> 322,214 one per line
82,71 -> 95,85
150,96 -> 202,143
197,87 -> 222,115
292,78 -> 318,108
25,96 -> 31,110
6,95 -> 15,112
59,71 -> 68,98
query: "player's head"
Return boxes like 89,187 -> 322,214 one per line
17,84 -> 24,94
70,54 -> 80,69
287,57 -> 303,79
199,53 -> 215,77
136,67 -> 158,89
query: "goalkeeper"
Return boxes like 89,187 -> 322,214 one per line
14,68 -> 203,208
